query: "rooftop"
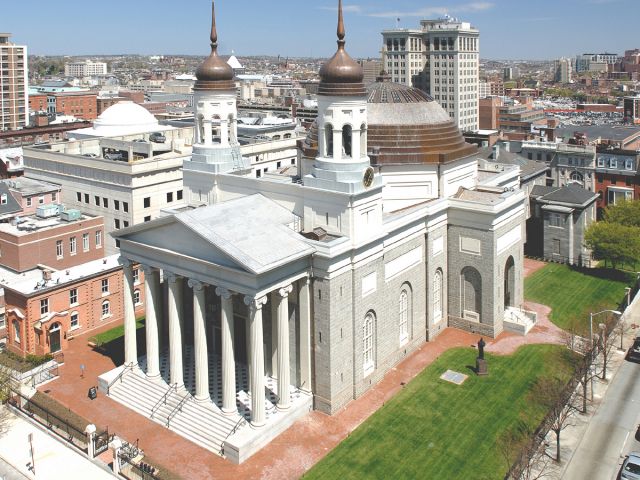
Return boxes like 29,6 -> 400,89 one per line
0,209 -> 98,237
0,254 -> 121,297
2,178 -> 60,196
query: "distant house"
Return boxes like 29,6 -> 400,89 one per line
528,184 -> 598,266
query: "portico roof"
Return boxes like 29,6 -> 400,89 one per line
114,194 -> 315,276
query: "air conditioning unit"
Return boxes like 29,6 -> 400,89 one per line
60,209 -> 82,222
36,204 -> 59,219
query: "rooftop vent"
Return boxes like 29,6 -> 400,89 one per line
302,227 -> 328,242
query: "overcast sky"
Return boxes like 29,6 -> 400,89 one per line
3,0 -> 637,60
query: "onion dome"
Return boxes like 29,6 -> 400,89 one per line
194,1 -> 235,92
318,0 -> 366,96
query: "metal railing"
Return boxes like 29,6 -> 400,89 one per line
220,416 -> 247,456
150,383 -> 177,418
166,393 -> 191,427
107,363 -> 135,395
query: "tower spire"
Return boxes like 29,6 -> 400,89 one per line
337,0 -> 345,48
210,0 -> 218,53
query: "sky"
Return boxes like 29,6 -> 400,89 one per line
2,0 -> 638,60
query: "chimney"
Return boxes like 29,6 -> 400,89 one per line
42,270 -> 52,281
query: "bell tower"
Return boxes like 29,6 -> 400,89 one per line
304,0 -> 382,194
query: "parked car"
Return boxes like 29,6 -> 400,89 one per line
149,132 -> 166,143
104,152 -> 124,161
622,452 -> 640,480
82,153 -> 97,158
628,338 -> 640,361
132,138 -> 147,143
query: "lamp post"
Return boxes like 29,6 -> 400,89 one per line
589,309 -> 622,345
599,322 -> 608,380
589,309 -> 622,386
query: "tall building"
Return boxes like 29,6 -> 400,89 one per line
0,33 -> 28,131
554,57 -> 574,83
381,16 -> 480,131
575,53 -> 619,73
64,60 -> 108,77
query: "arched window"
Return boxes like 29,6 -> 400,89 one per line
363,312 -> 375,376
433,269 -> 443,323
324,124 -> 333,157
133,289 -> 141,306
399,290 -> 409,345
101,300 -> 110,318
342,125 -> 353,157
70,311 -> 79,329
569,171 -> 584,184
12,320 -> 20,344
360,123 -> 367,159
273,135 -> 281,141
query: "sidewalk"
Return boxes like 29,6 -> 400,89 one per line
0,407 -> 115,480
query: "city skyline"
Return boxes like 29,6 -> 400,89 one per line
3,0 -> 638,61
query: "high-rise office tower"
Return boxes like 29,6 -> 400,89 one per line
0,33 -> 28,131
381,16 -> 479,131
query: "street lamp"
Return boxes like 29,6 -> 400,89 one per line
589,309 -> 622,344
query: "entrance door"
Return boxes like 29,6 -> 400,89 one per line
50,323 -> 61,353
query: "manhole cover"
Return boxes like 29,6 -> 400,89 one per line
440,370 -> 468,385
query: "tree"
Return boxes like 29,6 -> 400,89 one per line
499,426 -> 553,480
584,221 -> 640,269
529,376 -> 577,462
603,199 -> 640,228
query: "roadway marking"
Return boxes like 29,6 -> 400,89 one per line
621,431 -> 630,457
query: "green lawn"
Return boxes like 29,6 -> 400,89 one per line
89,317 -> 145,347
525,264 -> 633,333
305,345 -> 574,480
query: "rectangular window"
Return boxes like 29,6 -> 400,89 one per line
95,230 -> 102,248
101,278 -> 109,294
69,236 -> 76,255
52,192 -> 57,202
70,312 -> 79,329
166,192 -> 173,203
26,197 -> 32,207
56,240 -> 63,258
40,298 -> 49,316
144,216 -> 151,222
84,193 -> 89,204
115,219 -> 120,229
123,221 -> 129,228
94,195 -> 100,206
102,301 -> 110,317
133,268 -> 139,284
38,195 -> 45,205
144,197 -> 150,208
177,190 -> 183,201
102,197 -> 108,208
123,202 -> 129,213
610,158 -> 617,169
626,159 -> 634,171
83,233 -> 89,251
114,200 -> 120,211
76,192 -> 82,202
0,194 -> 6,205
69,288 -> 78,306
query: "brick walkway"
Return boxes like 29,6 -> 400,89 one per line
38,259 -> 562,479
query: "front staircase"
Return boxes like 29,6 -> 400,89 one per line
108,369 -> 241,456
504,306 -> 537,335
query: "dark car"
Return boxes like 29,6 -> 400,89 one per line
149,132 -> 166,143
628,339 -> 640,361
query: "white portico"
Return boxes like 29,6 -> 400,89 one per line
101,195 -> 314,462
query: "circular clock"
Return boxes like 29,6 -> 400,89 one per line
363,167 -> 375,188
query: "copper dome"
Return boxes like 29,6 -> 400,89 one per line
194,1 -> 235,92
304,78 -> 477,165
318,0 -> 366,97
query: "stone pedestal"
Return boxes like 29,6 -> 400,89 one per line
476,358 -> 488,376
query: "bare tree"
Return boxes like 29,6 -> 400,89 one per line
562,322 -> 597,414
500,425 -> 553,480
530,376 -> 578,462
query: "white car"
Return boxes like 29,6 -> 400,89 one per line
622,452 -> 640,480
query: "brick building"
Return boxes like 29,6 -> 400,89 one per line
594,147 -> 640,217
0,209 -> 105,272
49,92 -> 98,121
29,94 -> 48,114
3,255 -> 145,356
2,177 -> 61,216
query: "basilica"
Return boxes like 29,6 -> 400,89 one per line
99,0 -> 533,463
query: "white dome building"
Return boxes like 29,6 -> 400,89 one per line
68,101 -> 173,139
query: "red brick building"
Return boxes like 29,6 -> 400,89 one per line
0,210 -> 105,272
29,94 -> 48,114
50,92 -> 98,121
3,256 -> 145,356
594,147 -> 640,216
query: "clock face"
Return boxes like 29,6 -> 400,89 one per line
363,167 -> 375,188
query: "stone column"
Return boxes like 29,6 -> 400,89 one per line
85,424 -> 96,459
270,293 -> 278,378
120,258 -> 137,366
143,266 -> 160,379
220,119 -> 229,147
204,120 -> 213,145
276,285 -> 293,409
299,277 -> 312,393
167,273 -> 184,389
189,279 -> 209,402
109,437 -> 122,476
216,287 -> 236,414
244,295 -> 267,427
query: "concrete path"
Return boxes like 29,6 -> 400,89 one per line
0,407 -> 115,480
